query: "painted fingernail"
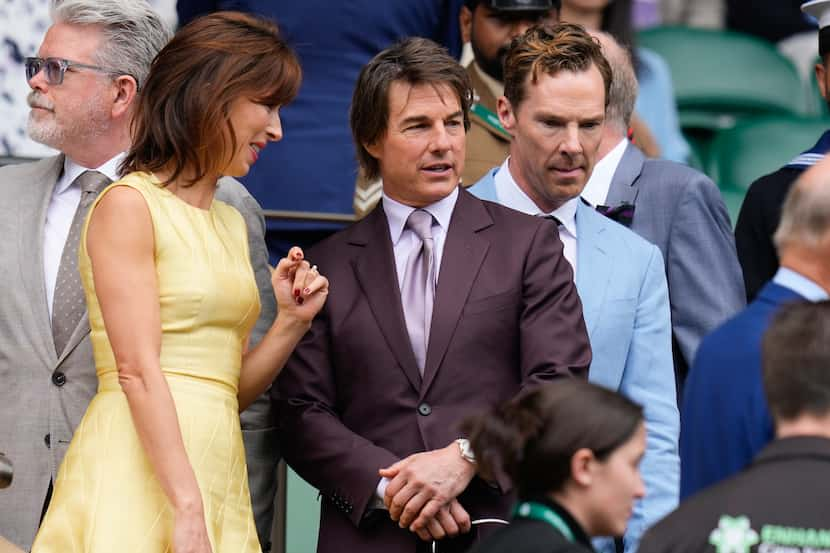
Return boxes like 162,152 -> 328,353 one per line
297,297 -> 304,305
294,289 -> 300,297
303,287 -> 311,295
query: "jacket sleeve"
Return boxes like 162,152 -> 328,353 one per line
519,219 -> 592,386
275,304 -> 400,528
667,171 -> 745,367
734,174 -> 783,302
618,246 -> 679,552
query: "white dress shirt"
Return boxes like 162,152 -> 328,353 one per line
493,158 -> 579,276
374,186 -> 459,507
581,137 -> 629,208
43,154 -> 123,318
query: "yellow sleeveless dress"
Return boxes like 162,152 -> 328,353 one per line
31,172 -> 262,553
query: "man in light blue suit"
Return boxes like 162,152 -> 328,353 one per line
468,25 -> 678,553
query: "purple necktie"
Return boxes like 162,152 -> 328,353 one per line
401,209 -> 436,375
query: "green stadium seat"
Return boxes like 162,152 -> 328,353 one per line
706,115 -> 830,192
639,27 -> 809,131
718,186 -> 746,229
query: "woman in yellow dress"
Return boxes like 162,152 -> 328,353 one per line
31,12 -> 326,553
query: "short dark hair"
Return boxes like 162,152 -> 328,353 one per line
350,37 -> 472,182
122,11 -> 301,185
503,23 -> 612,111
463,380 -> 643,498
763,300 -> 830,422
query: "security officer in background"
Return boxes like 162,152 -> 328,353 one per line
638,300 -> 830,553
459,0 -> 560,185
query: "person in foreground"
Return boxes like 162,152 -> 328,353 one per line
31,12 -> 328,553
464,379 -> 646,553
277,36 -> 591,553
639,300 -> 830,552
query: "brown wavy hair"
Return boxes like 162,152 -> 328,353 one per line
503,23 -> 612,110
121,11 -> 301,185
462,379 -> 642,498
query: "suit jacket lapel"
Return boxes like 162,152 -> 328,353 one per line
351,207 -> 422,392
606,143 -> 644,207
19,154 -> 64,366
575,202 -> 612,336
421,189 -> 492,397
56,309 -> 91,365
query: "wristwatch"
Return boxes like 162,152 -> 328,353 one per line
455,438 -> 476,464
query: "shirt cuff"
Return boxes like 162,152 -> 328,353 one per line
372,477 -> 390,511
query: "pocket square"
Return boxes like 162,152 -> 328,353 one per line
596,202 -> 635,227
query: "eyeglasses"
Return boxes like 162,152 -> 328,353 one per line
24,56 -> 128,86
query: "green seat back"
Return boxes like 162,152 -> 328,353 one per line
639,27 -> 808,130
718,186 -> 746,229
707,115 -> 830,193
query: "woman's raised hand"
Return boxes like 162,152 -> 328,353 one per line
272,246 -> 329,324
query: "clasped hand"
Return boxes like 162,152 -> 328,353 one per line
379,443 -> 476,542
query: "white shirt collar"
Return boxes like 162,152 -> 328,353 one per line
581,137 -> 628,207
382,186 -> 459,246
773,267 -> 830,301
57,153 -> 125,195
493,157 -> 579,238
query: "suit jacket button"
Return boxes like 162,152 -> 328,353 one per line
418,403 -> 432,416
52,372 -> 66,387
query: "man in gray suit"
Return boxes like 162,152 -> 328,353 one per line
581,31 -> 745,390
0,1 -> 278,550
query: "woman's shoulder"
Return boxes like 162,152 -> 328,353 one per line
110,171 -> 160,192
93,172 -> 158,213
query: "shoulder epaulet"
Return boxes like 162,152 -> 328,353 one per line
470,102 -> 511,140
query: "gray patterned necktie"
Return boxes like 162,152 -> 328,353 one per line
400,209 -> 436,375
51,170 -> 111,355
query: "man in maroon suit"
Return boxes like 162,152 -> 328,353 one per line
276,36 -> 591,553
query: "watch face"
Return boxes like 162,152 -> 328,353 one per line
457,438 -> 476,463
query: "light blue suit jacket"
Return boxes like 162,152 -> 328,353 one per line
469,169 -> 680,553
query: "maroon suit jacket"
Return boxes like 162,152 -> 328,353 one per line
276,188 -> 591,552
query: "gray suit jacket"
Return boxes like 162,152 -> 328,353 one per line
0,155 -> 277,550
607,143 -> 745,381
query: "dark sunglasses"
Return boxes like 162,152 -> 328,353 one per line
24,56 -> 131,86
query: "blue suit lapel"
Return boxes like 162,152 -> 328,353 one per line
575,201 -> 612,336
466,168 -> 499,202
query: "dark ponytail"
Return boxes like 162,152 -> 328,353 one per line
462,380 -> 643,498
